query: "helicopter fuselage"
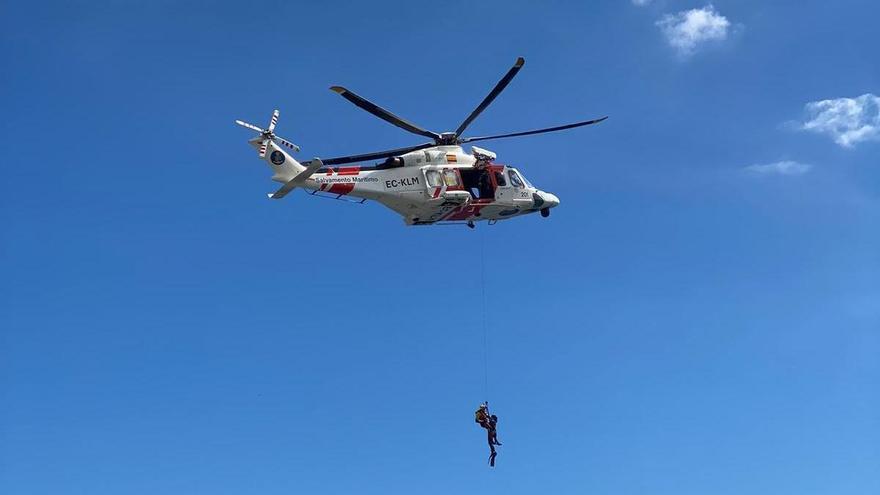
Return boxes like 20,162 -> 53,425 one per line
266,143 -> 560,225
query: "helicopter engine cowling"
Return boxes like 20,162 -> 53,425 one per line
402,152 -> 425,167
471,146 -> 497,162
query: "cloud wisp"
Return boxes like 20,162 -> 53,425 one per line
632,0 -> 652,5
656,5 -> 730,57
799,94 -> 880,148
744,160 -> 812,177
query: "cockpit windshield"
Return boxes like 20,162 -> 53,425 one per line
509,168 -> 533,188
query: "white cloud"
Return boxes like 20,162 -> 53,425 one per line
800,94 -> 880,148
632,0 -> 652,5
745,160 -> 812,176
656,5 -> 731,57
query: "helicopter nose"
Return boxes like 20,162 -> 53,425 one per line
541,192 -> 560,208
536,192 -> 560,218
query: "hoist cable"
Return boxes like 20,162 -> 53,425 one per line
479,227 -> 489,401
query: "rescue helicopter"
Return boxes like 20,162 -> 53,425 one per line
235,57 -> 606,227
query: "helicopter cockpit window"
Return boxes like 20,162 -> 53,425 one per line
515,169 -> 534,188
494,171 -> 507,187
442,169 -> 459,187
426,170 -> 442,187
508,169 -> 524,188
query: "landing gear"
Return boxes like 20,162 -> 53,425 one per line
467,220 -> 476,229
540,207 -> 550,218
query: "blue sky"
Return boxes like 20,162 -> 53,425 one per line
2,1 -> 878,494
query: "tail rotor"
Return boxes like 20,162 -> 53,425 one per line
267,109 -> 279,133
235,109 -> 301,158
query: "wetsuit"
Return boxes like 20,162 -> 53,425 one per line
487,415 -> 500,467
488,415 -> 501,446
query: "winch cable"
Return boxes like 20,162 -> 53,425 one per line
479,227 -> 490,401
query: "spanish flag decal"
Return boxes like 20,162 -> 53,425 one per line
446,154 -> 457,163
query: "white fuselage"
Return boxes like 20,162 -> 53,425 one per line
261,142 -> 560,225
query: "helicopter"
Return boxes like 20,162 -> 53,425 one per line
235,57 -> 606,227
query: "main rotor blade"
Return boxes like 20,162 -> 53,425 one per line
453,57 -> 525,137
330,86 -> 441,141
460,116 -> 608,144
320,142 -> 436,166
236,120 -> 264,133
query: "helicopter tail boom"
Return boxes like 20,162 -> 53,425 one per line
267,158 -> 324,199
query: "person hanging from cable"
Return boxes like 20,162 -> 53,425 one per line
487,412 -> 501,467
488,413 -> 501,447
475,402 -> 490,428
475,402 -> 502,466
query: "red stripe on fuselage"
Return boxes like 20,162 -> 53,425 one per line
337,166 -> 360,176
328,183 -> 355,195
443,204 -> 485,221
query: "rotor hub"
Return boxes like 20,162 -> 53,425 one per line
439,132 -> 458,145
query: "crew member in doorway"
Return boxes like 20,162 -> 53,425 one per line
477,169 -> 494,199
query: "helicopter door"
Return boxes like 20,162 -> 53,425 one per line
505,168 -> 533,207
491,166 -> 511,203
